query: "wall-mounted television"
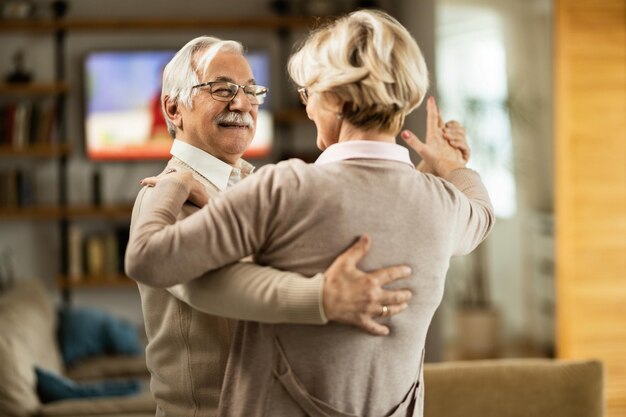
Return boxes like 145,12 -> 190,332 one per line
83,50 -> 273,161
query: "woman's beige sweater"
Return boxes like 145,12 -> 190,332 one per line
126,158 -> 494,417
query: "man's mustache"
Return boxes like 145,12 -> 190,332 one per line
214,111 -> 255,128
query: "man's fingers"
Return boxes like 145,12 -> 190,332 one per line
384,302 -> 409,317
445,136 -> 469,151
442,121 -> 470,163
366,300 -> 409,317
444,120 -> 463,130
378,289 -> 412,305
337,234 -> 371,267
443,135 -> 470,162
359,319 -> 390,336
453,142 -> 470,162
370,264 -> 412,286
443,129 -> 466,144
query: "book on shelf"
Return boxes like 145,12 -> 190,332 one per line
66,225 -> 131,284
0,103 -> 16,147
68,225 -> 84,283
0,168 -> 36,208
12,102 -> 31,149
0,100 -> 57,148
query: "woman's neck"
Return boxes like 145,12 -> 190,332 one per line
337,121 -> 396,144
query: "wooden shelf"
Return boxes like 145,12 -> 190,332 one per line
57,274 -> 136,289
0,82 -> 69,95
65,204 -> 134,219
0,206 -> 64,220
0,204 -> 133,220
0,19 -> 58,32
0,16 -> 319,32
0,143 -> 70,158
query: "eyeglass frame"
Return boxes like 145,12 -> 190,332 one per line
297,87 -> 309,106
191,81 -> 268,105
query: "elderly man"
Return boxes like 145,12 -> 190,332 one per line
128,36 -> 420,417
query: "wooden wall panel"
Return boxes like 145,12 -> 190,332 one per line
555,0 -> 626,415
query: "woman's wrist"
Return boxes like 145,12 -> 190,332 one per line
436,161 -> 466,179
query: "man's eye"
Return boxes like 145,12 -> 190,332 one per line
212,88 -> 233,97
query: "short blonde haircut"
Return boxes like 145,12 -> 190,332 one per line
288,10 -> 429,134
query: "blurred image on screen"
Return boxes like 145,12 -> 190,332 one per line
84,50 -> 273,160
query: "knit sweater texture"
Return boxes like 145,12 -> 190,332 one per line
128,158 -> 327,417
126,157 -> 494,417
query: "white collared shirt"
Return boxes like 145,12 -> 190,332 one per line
170,139 -> 254,190
314,140 -> 414,167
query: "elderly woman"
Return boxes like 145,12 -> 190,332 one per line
126,9 -> 493,417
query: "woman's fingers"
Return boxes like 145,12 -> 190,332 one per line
401,129 -> 426,157
426,96 -> 441,137
139,176 -> 159,187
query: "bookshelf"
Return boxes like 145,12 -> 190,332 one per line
0,5 -> 321,299
0,143 -> 70,157
0,16 -> 318,32
56,274 -> 136,289
0,204 -> 132,220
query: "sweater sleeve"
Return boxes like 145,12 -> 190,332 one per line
167,267 -> 327,324
443,168 -> 496,256
125,163 -> 292,288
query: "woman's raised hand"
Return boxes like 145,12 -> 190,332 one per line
401,96 -> 468,178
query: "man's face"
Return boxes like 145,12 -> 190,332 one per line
180,51 -> 258,165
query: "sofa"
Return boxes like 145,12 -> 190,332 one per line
0,279 -> 155,417
423,358 -> 604,417
0,279 -> 603,417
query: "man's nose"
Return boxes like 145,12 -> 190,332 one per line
229,88 -> 252,112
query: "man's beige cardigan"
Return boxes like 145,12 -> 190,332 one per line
126,157 -> 494,417
129,158 -> 328,417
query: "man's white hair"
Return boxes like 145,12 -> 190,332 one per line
161,36 -> 245,138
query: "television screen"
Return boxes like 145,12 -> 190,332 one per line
84,50 -> 273,160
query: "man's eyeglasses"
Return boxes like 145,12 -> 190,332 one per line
192,81 -> 268,105
297,87 -> 309,106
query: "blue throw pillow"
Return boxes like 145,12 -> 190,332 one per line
35,367 -> 140,403
57,307 -> 141,366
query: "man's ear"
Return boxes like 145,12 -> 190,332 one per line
164,96 -> 183,129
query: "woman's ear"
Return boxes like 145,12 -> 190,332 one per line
164,96 -> 182,129
320,92 -> 345,114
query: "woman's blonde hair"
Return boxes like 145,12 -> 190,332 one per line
288,10 -> 429,134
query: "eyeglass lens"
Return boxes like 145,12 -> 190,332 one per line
199,82 -> 266,105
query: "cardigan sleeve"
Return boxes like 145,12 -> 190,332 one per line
167,267 -> 327,324
125,162 -> 293,287
126,169 -> 327,324
443,168 -> 496,256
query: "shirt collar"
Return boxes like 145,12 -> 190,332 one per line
314,140 -> 414,167
170,139 -> 254,191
